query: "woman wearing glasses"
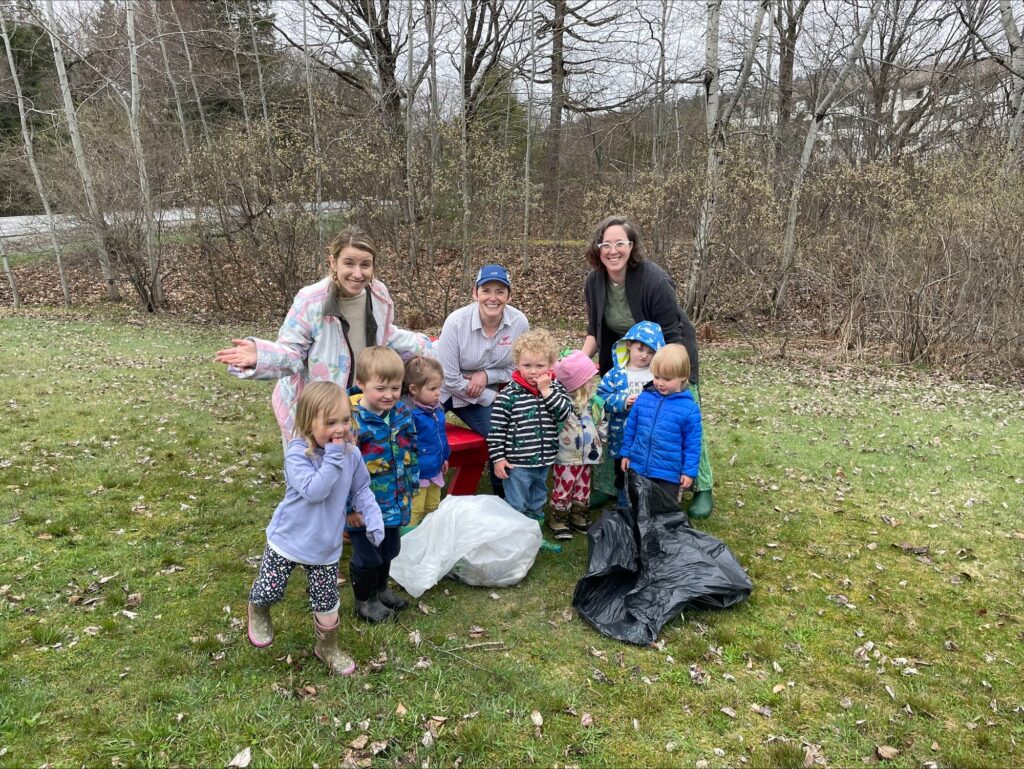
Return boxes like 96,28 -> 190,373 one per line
580,216 -> 714,519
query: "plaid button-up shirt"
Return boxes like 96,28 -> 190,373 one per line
437,302 -> 529,408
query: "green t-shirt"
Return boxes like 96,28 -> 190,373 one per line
604,281 -> 634,336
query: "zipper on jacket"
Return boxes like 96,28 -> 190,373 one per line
643,396 -> 665,473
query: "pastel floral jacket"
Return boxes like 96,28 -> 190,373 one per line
229,277 -> 432,441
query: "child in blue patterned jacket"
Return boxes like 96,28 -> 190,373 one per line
348,347 -> 419,623
403,355 -> 450,530
620,344 -> 702,506
597,321 -> 665,506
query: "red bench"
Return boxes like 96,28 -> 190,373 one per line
445,423 -> 489,495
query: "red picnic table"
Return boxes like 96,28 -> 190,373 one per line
444,423 -> 489,495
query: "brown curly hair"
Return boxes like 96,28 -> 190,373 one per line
584,216 -> 645,271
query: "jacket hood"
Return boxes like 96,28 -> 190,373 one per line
612,321 -> 665,370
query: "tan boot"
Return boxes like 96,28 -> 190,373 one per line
247,602 -> 274,648
569,503 -> 591,532
313,615 -> 356,676
549,510 -> 573,540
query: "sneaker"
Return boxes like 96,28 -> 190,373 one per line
539,538 -> 563,554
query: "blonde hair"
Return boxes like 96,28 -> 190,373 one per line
570,376 -> 600,410
512,328 -> 557,365
356,346 -> 405,385
650,343 -> 691,382
403,355 -> 443,395
294,381 -> 350,455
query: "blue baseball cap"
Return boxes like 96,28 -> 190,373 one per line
475,264 -> 511,289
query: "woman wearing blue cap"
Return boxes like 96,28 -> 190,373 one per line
436,265 -> 529,497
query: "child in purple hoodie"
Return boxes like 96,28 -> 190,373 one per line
246,381 -> 383,676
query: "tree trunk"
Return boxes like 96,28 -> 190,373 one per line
543,0 -> 566,216
303,0 -> 324,248
426,0 -> 439,291
686,0 -> 767,322
44,0 -> 119,301
1,13 -> 70,307
405,0 -> 418,273
999,0 -> 1024,163
0,229 -> 21,309
773,0 -> 810,175
773,0 -> 882,316
126,3 -> 162,310
459,0 -> 472,293
168,2 -> 212,147
522,0 -> 539,272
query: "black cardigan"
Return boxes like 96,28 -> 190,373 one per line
584,261 -> 699,384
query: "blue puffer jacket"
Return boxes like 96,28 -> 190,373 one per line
621,385 -> 702,484
596,321 -> 665,457
406,398 -> 450,480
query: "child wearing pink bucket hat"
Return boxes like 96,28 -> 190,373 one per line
550,351 -> 607,539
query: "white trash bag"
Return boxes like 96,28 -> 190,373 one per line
390,495 -> 542,598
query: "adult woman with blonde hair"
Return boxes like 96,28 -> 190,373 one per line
216,226 -> 432,443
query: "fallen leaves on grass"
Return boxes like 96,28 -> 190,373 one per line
226,747 -> 251,768
875,745 -> 899,760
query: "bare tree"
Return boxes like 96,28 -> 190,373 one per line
167,2 -> 212,146
686,0 -> 768,322
999,0 -> 1024,160
1,11 -> 71,307
42,0 -> 119,301
522,0 -> 540,271
773,0 -> 883,316
125,1 -> 162,310
773,0 -> 812,169
0,225 -> 20,309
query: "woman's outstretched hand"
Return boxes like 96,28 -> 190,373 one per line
215,338 -> 257,370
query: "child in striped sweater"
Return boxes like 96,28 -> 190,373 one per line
487,329 -> 573,529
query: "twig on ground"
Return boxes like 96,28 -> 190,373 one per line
4,517 -> 20,526
398,621 -> 512,682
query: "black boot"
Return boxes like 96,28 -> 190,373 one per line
354,596 -> 394,623
377,587 -> 408,611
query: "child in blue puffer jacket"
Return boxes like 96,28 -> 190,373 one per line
597,321 -> 665,506
403,355 -> 450,530
620,344 -> 702,505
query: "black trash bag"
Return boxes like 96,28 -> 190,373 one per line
573,470 -> 753,645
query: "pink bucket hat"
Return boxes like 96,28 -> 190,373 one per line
554,350 -> 598,393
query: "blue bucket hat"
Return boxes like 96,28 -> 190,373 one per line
475,264 -> 511,289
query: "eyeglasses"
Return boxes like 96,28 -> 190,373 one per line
598,240 -> 631,251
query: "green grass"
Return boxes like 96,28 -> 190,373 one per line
1,308 -> 1023,767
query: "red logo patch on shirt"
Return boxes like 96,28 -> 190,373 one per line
498,335 -> 512,346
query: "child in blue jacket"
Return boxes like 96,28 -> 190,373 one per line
403,355 -> 450,530
596,321 -> 665,506
620,344 -> 702,505
348,347 -> 419,623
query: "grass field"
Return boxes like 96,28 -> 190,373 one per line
1,308 -> 1022,768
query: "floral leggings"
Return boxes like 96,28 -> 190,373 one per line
249,545 -> 340,614
551,464 -> 592,511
